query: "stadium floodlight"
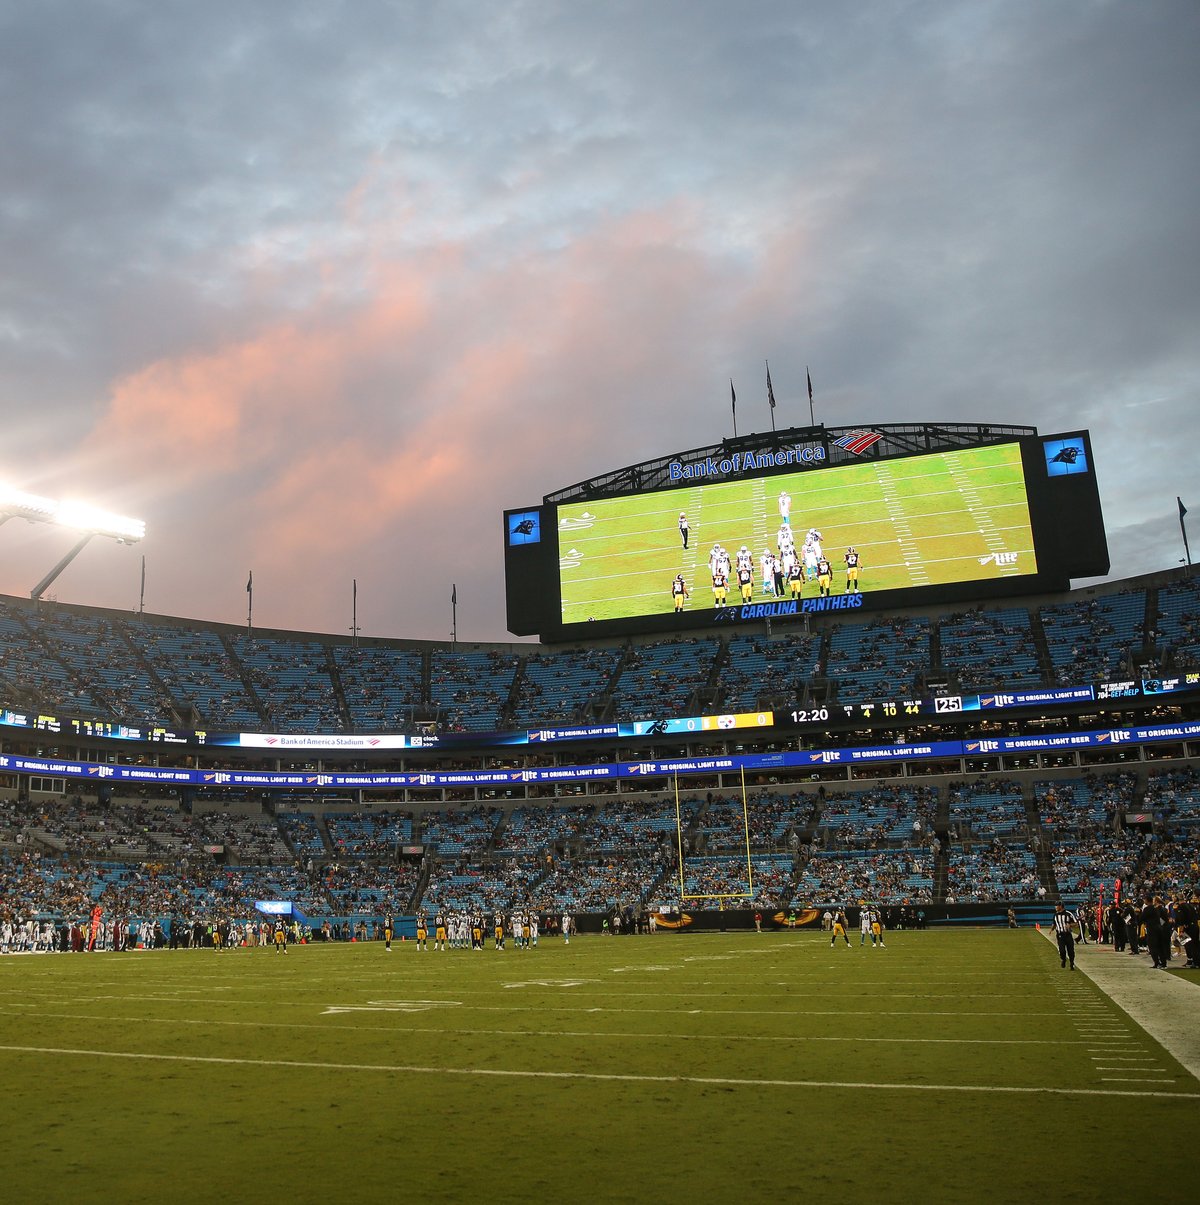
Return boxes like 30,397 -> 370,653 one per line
0,482 -> 146,599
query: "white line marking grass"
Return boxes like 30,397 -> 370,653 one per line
1,1043 -> 1196,1101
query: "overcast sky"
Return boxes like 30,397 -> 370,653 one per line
1,1 -> 1196,642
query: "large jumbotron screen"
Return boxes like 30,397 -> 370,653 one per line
504,427 -> 1106,639
557,442 -> 1037,624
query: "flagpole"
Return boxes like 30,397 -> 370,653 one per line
351,578 -> 360,648
730,379 -> 737,439
1179,498 -> 1192,566
451,583 -> 458,644
807,367 -> 814,428
766,361 -> 776,433
139,555 -> 146,616
246,571 -> 253,636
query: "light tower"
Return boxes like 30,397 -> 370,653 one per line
0,484 -> 146,600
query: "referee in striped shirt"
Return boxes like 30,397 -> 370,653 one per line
1052,901 -> 1078,970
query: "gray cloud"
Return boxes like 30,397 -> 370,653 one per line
0,1 -> 1196,639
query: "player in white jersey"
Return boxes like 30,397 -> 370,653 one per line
777,524 -> 794,555
760,550 -> 776,596
708,545 -> 723,576
562,913 -> 572,944
529,914 -> 539,947
736,546 -> 753,573
803,540 -> 820,581
778,490 -> 792,524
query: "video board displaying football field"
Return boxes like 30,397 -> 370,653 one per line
558,442 -> 1037,624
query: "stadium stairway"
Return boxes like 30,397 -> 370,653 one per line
497,660 -> 527,730
644,858 -> 680,907
693,640 -> 730,713
323,647 -> 354,730
1027,608 -> 1056,684
928,617 -> 942,675
567,647 -> 630,724
116,620 -> 191,727
1141,585 -> 1160,665
488,809 -> 508,851
1022,791 -> 1060,900
409,854 -> 433,911
217,631 -> 270,726
931,837 -> 949,902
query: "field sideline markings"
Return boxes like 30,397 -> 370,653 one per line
0,1043 -> 1195,1101
0,998 -> 1073,1017
0,1007 -> 1094,1045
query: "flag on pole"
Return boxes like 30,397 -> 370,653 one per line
452,583 -> 457,606
1180,497 -> 1188,520
730,379 -> 736,421
807,367 -> 813,404
246,571 -> 253,593
766,363 -> 776,410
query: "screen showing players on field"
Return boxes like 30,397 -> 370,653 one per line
556,442 -> 1038,624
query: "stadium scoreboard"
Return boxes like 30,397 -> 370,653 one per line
504,423 -> 1108,641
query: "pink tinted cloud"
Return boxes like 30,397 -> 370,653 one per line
86,270 -> 434,489
71,199 -> 755,636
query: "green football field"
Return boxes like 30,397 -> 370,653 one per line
559,444 -> 1037,623
1,930 -> 1195,1204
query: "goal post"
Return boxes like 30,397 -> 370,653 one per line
674,769 -> 755,903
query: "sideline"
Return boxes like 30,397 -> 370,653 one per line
1041,929 -> 1200,1082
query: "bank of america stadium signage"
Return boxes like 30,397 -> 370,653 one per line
668,443 -> 827,481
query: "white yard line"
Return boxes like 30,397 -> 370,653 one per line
0,1006 -> 1094,1045
0,1042 -> 1196,1101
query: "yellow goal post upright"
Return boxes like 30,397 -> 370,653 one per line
674,768 -> 755,904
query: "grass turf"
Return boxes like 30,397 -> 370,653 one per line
0,929 -> 1196,1204
558,443 -> 1037,623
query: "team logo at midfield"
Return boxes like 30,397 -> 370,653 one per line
832,430 -> 883,455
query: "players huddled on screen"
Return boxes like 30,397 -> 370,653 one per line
674,492 -> 863,611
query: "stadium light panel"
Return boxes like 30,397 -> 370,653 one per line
53,500 -> 146,542
0,480 -> 146,599
0,484 -> 145,542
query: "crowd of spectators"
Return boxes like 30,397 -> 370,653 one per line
792,846 -> 933,905
818,784 -> 937,847
938,606 -> 1041,691
945,840 -> 1040,902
